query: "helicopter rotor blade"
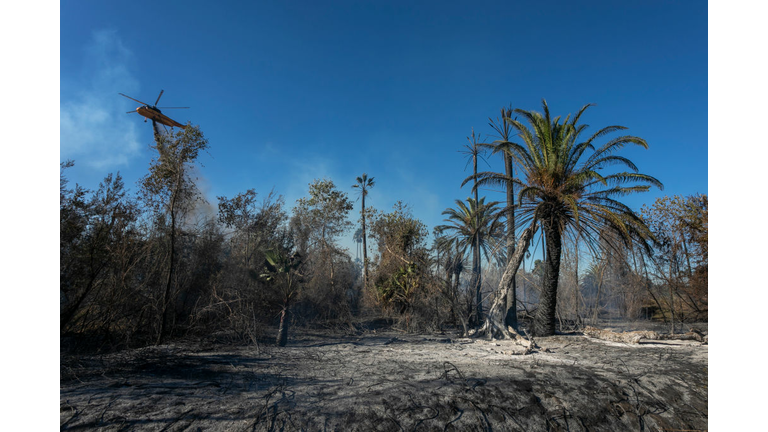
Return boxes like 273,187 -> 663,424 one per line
154,90 -> 164,106
126,111 -> 136,114
118,93 -> 152,106
156,107 -> 190,109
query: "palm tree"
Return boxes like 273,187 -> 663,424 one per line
464,106 -> 521,329
436,196 -> 504,325
481,99 -> 662,336
261,250 -> 302,347
352,174 -> 375,289
459,130 -> 487,323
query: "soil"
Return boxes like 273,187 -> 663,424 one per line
60,324 -> 707,431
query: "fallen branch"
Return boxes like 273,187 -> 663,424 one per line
582,326 -> 659,344
658,328 -> 707,343
583,327 -> 707,344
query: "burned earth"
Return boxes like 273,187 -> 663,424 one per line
60,325 -> 707,431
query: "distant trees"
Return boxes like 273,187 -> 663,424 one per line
290,179 -> 356,321
367,201 -> 447,330
217,188 -> 259,268
642,194 -> 708,328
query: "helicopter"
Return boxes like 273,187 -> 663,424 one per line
119,90 -> 189,129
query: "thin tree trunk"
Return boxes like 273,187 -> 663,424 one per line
573,241 -> 581,326
453,244 -> 467,335
473,152 -> 482,325
592,261 -> 605,326
362,194 -> 368,290
276,302 -> 289,347
157,188 -> 178,345
503,151 -> 517,330
669,266 -> 676,334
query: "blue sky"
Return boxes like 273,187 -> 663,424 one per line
60,1 -> 707,260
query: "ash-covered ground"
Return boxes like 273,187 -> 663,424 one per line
60,323 -> 707,431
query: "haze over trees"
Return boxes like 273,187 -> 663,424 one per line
60,101 -> 706,351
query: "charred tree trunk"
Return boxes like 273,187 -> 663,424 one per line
532,217 -> 562,337
452,243 -> 468,336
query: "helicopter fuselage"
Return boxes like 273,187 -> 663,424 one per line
136,105 -> 186,128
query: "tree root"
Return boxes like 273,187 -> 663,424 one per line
472,291 -> 538,354
467,225 -> 540,354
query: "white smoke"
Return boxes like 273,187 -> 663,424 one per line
60,29 -> 142,170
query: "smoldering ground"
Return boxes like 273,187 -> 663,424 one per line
60,324 -> 707,431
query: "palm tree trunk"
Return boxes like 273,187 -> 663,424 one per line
362,194 -> 368,289
473,154 -> 482,325
503,151 -> 517,330
453,244 -> 466,335
532,218 -> 562,337
573,241 -> 581,326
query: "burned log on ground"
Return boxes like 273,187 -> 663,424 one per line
659,328 -> 707,343
583,326 -> 707,344
582,326 -> 660,344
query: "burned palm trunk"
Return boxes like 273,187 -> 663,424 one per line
532,217 -> 562,337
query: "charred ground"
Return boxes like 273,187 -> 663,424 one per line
60,322 -> 707,431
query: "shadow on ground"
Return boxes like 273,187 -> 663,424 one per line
61,328 -> 707,431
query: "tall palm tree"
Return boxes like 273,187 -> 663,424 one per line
352,174 -> 375,289
436,196 -> 504,325
459,130 -> 487,323
483,99 -> 662,336
464,106 -> 521,329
